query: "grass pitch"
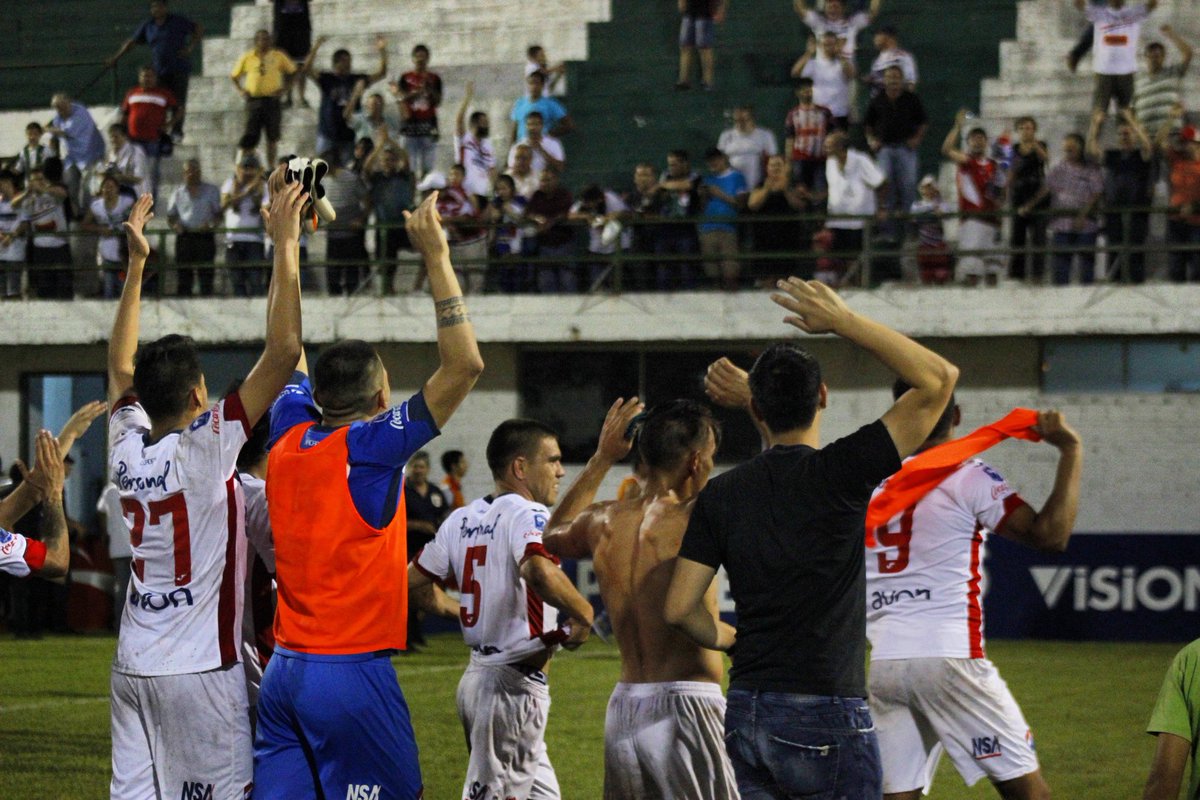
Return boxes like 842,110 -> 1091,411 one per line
0,634 -> 1178,799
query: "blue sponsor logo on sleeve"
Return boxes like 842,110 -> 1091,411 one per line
0,529 -> 11,544
189,411 -> 211,432
533,514 -> 546,531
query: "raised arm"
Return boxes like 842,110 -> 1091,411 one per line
793,0 -> 811,17
235,171 -> 305,425
108,194 -> 155,407
544,397 -> 643,559
868,0 -> 883,20
704,357 -> 770,444
791,37 -> 817,78
771,278 -> 958,458
298,35 -> 327,80
31,431 -> 68,579
996,411 -> 1082,553
520,555 -> 594,649
1158,24 -> 1192,73
405,193 -> 485,428
456,80 -> 475,137
1086,109 -> 1104,162
941,109 -> 969,164
367,35 -> 389,84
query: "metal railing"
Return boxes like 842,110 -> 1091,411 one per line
6,204 -> 1200,299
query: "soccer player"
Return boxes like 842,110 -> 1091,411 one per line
543,398 -> 740,799
0,431 -> 67,579
256,192 -> 484,800
236,409 -> 275,727
1144,637 -> 1200,800
665,278 -> 958,798
866,382 -> 1082,800
106,179 -> 305,800
409,418 -> 596,800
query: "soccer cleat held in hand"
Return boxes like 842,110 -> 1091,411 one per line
284,155 -> 336,232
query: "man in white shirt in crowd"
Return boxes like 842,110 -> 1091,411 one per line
105,124 -> 150,200
795,0 -> 881,59
220,154 -> 267,297
792,31 -> 856,130
168,159 -> 223,296
717,105 -> 778,189
868,24 -> 918,96
1075,0 -> 1158,117
508,111 -> 565,177
455,81 -> 496,207
819,130 -> 887,285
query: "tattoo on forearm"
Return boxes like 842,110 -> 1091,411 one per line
40,498 -> 66,552
435,296 -> 470,328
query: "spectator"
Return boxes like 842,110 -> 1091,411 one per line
455,81 -> 497,206
818,131 -> 887,286
16,163 -> 72,299
14,122 -> 51,180
748,154 -> 806,283
717,105 -> 778,189
299,34 -> 388,167
120,66 -> 180,199
570,184 -> 631,289
402,450 -> 448,648
0,170 -> 26,298
623,163 -> 666,290
1020,133 -> 1105,285
46,93 -> 105,214
440,450 -> 469,510
104,124 -> 149,200
1143,638 -> 1200,800
434,165 -> 489,293
794,0 -> 881,59
864,65 -> 927,239
1007,116 -> 1050,282
506,143 -> 539,200
911,175 -> 954,284
867,23 -> 917,96
273,0 -> 312,108
220,154 -> 267,297
485,174 -> 532,292
698,147 -> 748,291
106,0 -> 201,140
509,71 -> 573,142
97,481 -> 132,632
1160,120 -> 1200,282
525,165 -> 576,292
657,149 -> 704,289
791,33 -> 855,131
507,111 -> 565,176
1075,0 -> 1158,117
323,153 -> 370,295
525,45 -> 567,96
1088,108 -> 1154,282
230,29 -> 298,168
1134,26 -> 1193,138
784,77 -> 833,195
348,91 -> 401,147
392,44 -> 443,178
941,110 -> 1005,286
363,143 -> 415,295
350,137 -> 374,175
677,0 -> 727,90
167,158 -> 222,297
81,175 -> 134,299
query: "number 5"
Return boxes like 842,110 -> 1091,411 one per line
460,545 -> 487,628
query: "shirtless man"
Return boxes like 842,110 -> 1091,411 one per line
543,397 -> 738,800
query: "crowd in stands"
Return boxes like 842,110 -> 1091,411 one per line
0,0 -> 1197,297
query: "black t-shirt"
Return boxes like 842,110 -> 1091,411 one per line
863,91 -> 928,145
404,481 -> 448,555
1104,148 -> 1154,205
1009,142 -> 1048,207
317,71 -> 367,142
683,0 -> 718,17
678,420 -> 901,697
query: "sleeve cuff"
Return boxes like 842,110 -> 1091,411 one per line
520,542 -> 561,567
23,539 -> 47,572
995,494 -> 1028,535
110,394 -> 140,419
411,550 -> 447,588
407,391 -> 441,436
224,391 -> 252,438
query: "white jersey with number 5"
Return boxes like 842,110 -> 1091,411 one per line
865,459 -> 1027,662
416,493 -> 564,665
108,394 -> 251,676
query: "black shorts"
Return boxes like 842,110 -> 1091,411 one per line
240,96 -> 282,149
274,17 -> 311,60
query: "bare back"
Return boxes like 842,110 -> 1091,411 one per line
588,494 -> 724,685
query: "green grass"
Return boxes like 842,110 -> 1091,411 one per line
0,635 -> 1179,799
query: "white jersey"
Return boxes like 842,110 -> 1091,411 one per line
239,472 -> 274,574
416,494 -> 563,665
1086,3 -> 1150,75
108,394 -> 251,676
865,458 -> 1026,661
0,528 -> 43,578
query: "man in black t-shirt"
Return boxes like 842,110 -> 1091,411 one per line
665,277 -> 958,800
298,34 -> 388,168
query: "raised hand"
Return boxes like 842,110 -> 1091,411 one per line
122,194 -> 155,260
375,34 -> 387,52
595,397 -> 644,465
261,178 -> 308,245
58,400 -> 106,445
403,192 -> 449,261
705,357 -> 751,410
1036,410 -> 1082,450
770,277 -> 852,334
35,430 -> 64,499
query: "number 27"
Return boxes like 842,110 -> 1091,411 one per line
120,493 -> 192,585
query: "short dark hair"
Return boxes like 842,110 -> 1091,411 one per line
1146,42 -> 1166,53
527,70 -> 546,83
25,121 -> 42,132
579,184 -> 604,204
469,110 -> 487,127
668,149 -> 689,162
332,48 -> 351,62
524,110 -> 544,122
441,449 -> 465,473
748,343 -> 823,433
967,127 -> 987,139
527,45 -> 544,59
0,170 -> 16,185
486,419 -> 558,479
638,400 -> 721,471
311,340 -> 383,417
893,378 -> 956,441
133,334 -> 204,421
704,146 -> 725,161
883,65 -> 904,77
495,173 -> 516,193
409,450 -> 430,466
796,77 -> 815,90
412,44 -> 429,56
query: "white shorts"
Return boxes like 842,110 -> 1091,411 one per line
111,665 -> 253,800
869,657 -> 1040,793
456,661 -> 561,800
603,681 -> 738,800
956,219 -> 1006,279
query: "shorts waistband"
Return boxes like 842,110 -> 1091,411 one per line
273,645 -> 396,663
612,680 -> 724,699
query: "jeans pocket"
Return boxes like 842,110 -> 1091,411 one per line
764,733 -> 840,799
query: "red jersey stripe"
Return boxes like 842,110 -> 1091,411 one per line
217,476 -> 239,665
966,523 -> 985,658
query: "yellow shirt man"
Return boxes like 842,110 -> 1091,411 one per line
231,47 -> 297,98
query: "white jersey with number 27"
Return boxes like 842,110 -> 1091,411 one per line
866,458 -> 1026,662
416,493 -> 564,665
108,394 -> 250,677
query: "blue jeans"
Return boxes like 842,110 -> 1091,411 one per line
404,135 -> 438,178
724,689 -> 882,800
875,145 -> 918,238
1051,230 -> 1097,285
